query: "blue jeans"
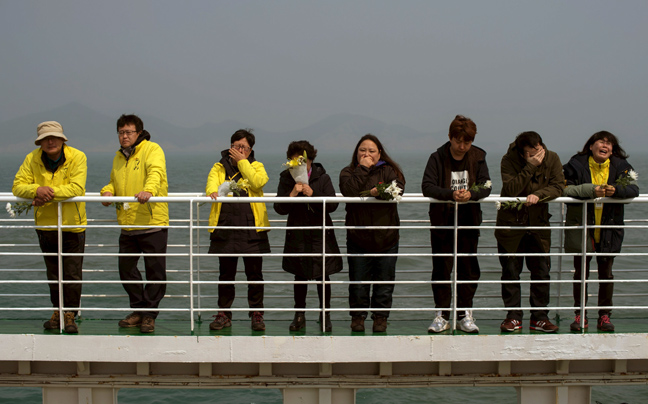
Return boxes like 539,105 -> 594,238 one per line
347,241 -> 398,319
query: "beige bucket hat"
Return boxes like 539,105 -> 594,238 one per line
35,121 -> 68,145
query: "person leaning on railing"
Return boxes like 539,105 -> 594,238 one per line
274,140 -> 343,332
495,131 -> 564,333
100,114 -> 169,334
206,129 -> 271,332
339,134 -> 405,333
12,121 -> 87,334
421,115 -> 491,334
562,131 -> 639,332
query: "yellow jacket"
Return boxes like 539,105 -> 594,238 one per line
205,158 -> 270,232
12,145 -> 87,232
100,139 -> 169,230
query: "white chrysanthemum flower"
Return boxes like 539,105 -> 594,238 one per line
495,201 -> 501,210
9,210 -> 16,218
393,194 -> 402,203
485,180 -> 493,189
6,203 -> 12,213
123,202 -> 130,210
629,170 -> 639,180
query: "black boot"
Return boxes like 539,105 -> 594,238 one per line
289,312 -> 306,331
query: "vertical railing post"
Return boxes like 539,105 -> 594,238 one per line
189,199 -> 195,332
451,201 -> 459,330
579,199 -> 588,331
196,200 -> 202,322
57,202 -> 64,332
557,201 -> 565,317
321,198 -> 327,332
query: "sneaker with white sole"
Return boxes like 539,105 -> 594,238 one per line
428,311 -> 450,333
457,311 -> 479,333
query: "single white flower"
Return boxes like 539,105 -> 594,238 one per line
6,203 -> 12,213
393,194 -> 402,202
484,180 -> 493,189
9,210 -> 16,218
123,202 -> 130,210
629,170 -> 639,180
495,201 -> 501,211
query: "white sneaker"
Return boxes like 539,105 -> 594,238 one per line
458,311 -> 479,333
428,311 -> 450,333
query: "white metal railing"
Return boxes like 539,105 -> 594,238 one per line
1,193 -> 647,332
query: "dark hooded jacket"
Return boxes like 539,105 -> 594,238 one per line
494,142 -> 564,253
421,142 -> 491,233
274,163 -> 343,278
562,153 -> 639,253
339,162 -> 404,252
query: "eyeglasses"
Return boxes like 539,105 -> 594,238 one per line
118,130 -> 138,136
231,144 -> 251,151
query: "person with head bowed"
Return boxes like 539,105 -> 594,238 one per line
274,140 -> 343,332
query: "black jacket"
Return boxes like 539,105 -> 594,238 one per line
274,163 -> 343,278
421,142 -> 490,231
339,162 -> 404,252
563,153 -> 639,253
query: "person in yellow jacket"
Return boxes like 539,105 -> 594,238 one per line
206,129 -> 270,332
100,114 -> 169,333
12,121 -> 87,334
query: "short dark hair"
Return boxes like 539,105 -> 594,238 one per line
578,130 -> 628,159
448,115 -> 476,142
515,131 -> 543,151
348,133 -> 404,181
116,114 -> 143,133
231,128 -> 255,148
286,140 -> 317,161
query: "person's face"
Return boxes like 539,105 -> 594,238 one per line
449,136 -> 473,160
523,144 -> 543,159
357,140 -> 381,163
231,137 -> 252,159
118,123 -> 140,148
40,136 -> 64,159
590,138 -> 613,164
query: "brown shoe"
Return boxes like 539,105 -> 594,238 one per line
118,312 -> 143,328
209,312 -> 232,330
140,316 -> 155,333
43,311 -> 60,330
63,312 -> 78,333
350,315 -> 365,332
530,319 -> 559,333
373,315 -> 387,333
251,311 -> 265,331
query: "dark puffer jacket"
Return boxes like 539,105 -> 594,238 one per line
563,153 -> 639,253
274,163 -> 343,278
494,142 -> 564,253
421,142 -> 491,233
339,162 -> 405,252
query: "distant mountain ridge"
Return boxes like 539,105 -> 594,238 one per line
0,103 -> 454,155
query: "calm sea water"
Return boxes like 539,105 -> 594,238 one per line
1,148 -> 647,403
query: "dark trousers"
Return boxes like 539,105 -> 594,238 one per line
294,275 -> 331,311
118,229 -> 168,319
218,256 -> 264,319
573,249 -> 614,317
37,230 -> 85,314
347,241 -> 398,319
499,234 -> 551,322
431,230 -> 480,320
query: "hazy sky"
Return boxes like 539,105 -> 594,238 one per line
1,1 -> 647,150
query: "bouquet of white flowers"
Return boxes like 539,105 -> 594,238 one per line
283,151 -> 309,184
218,178 -> 251,197
6,202 -> 32,218
360,180 -> 403,203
